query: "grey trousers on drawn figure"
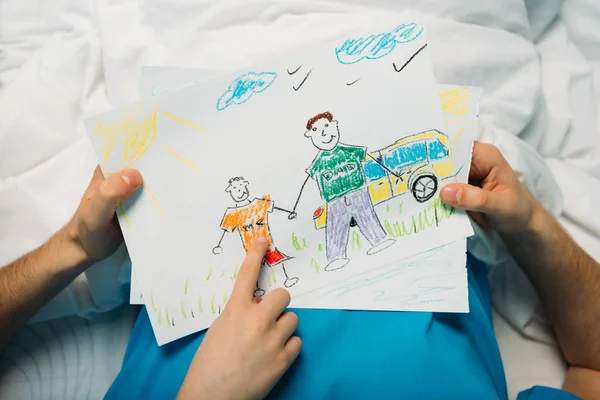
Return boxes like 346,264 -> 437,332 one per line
326,187 -> 388,261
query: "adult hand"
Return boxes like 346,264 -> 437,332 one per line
178,237 -> 302,400
440,141 -> 539,233
67,166 -> 143,262
0,165 -> 142,351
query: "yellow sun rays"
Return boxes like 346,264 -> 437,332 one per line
450,128 -> 465,152
119,204 -> 132,227
163,111 -> 209,133
143,182 -> 164,215
96,106 -> 208,227
161,144 -> 202,174
137,109 -> 206,218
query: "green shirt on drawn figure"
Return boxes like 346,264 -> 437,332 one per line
306,144 -> 367,203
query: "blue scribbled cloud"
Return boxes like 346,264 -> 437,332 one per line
216,72 -> 277,111
335,22 -> 424,65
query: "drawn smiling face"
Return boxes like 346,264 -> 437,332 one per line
305,118 -> 340,151
226,178 -> 250,203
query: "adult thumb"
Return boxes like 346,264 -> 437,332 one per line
89,169 -> 143,224
440,183 -> 494,214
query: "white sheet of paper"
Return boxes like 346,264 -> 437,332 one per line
133,68 -> 482,314
86,20 -> 475,344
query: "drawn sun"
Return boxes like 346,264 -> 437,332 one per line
93,104 -> 207,225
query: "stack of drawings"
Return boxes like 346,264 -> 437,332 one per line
84,12 -> 482,345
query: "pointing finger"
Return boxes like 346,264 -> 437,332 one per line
230,237 -> 269,303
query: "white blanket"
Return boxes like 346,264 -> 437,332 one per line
2,0 -> 599,397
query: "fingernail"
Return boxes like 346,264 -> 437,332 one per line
122,169 -> 143,188
442,186 -> 461,205
256,237 -> 268,245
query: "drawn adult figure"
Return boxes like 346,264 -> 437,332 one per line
290,112 -> 396,271
213,177 -> 299,294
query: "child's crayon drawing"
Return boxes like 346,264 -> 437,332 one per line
87,16 -> 477,345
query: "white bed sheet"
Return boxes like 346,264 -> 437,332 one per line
0,306 -> 137,400
2,0 -> 600,398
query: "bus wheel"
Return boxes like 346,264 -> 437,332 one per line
411,174 -> 438,203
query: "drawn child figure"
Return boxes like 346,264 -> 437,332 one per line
290,112 -> 396,271
213,177 -> 299,295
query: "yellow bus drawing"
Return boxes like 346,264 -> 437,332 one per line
313,129 -> 453,230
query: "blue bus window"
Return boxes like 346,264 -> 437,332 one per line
428,139 -> 449,160
397,142 -> 427,167
383,149 -> 401,171
364,157 -> 386,181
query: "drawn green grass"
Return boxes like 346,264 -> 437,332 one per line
184,277 -> 190,295
351,230 -> 361,249
292,233 -> 308,251
383,197 -> 455,238
267,267 -> 277,287
150,291 -> 157,312
146,199 -> 455,331
210,296 -> 217,314
180,301 -> 187,319
311,258 -> 321,274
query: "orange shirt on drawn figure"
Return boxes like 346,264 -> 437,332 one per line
220,196 -> 275,252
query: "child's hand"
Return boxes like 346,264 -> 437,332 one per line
178,237 -> 301,400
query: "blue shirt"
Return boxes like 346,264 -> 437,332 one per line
107,255 -> 577,399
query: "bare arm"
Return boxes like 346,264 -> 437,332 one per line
501,203 -> 600,398
213,230 -> 227,254
441,142 -> 600,396
0,167 -> 142,352
0,229 -> 89,351
273,205 -> 294,215
562,367 -> 600,399
289,174 -> 311,218
501,205 -> 600,371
